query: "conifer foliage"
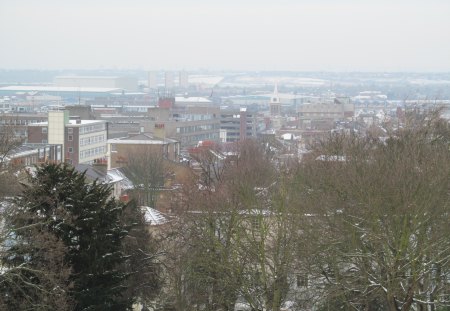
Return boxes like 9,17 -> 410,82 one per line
3,164 -> 141,310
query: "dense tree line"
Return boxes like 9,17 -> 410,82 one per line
297,113 -> 450,311
159,113 -> 449,311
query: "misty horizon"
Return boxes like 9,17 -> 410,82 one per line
1,0 -> 450,72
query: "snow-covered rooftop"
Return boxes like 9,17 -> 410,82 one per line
107,168 -> 133,190
0,86 -> 123,93
56,75 -> 121,79
175,96 -> 212,103
107,139 -> 173,145
29,119 -> 105,126
141,206 -> 168,225
68,119 -> 105,125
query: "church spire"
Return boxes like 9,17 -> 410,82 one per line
270,82 -> 281,116
271,82 -> 280,103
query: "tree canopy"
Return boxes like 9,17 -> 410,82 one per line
296,114 -> 450,311
2,163 -> 161,310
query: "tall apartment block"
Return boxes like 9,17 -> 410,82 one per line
220,108 -> 257,142
27,110 -> 108,166
179,71 -> 189,89
148,71 -> 158,89
165,72 -> 174,90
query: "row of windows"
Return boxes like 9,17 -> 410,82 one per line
181,133 -> 219,143
80,134 -> 105,146
173,113 -> 214,121
79,123 -> 106,134
299,112 -> 342,117
38,146 -> 61,159
0,119 -> 45,125
123,106 -> 149,112
80,146 -> 106,159
176,124 -> 219,134
221,119 -> 255,124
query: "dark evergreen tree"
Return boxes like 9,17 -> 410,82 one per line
3,163 -> 137,310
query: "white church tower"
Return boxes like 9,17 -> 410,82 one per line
270,83 -> 281,116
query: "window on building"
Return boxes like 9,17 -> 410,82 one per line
42,139 -> 48,144
68,147 -> 73,153
42,127 -> 47,133
68,128 -> 73,134
68,135 -> 73,141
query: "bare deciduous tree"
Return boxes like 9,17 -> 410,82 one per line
164,139 -> 306,311
296,112 -> 450,311
123,146 -> 165,207
0,205 -> 73,310
0,116 -> 24,197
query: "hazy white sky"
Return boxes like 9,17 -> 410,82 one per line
1,0 -> 449,71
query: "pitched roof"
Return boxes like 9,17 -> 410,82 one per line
141,206 -> 169,225
75,164 -> 107,182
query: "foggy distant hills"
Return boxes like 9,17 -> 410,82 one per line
1,70 -> 449,99
0,69 -> 449,84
